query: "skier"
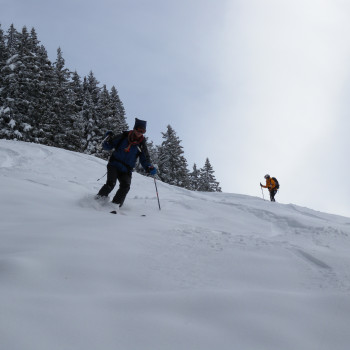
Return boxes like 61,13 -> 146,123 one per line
260,174 -> 278,202
96,118 -> 157,207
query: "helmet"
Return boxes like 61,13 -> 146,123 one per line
264,174 -> 270,179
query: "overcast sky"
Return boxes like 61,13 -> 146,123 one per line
2,0 -> 350,217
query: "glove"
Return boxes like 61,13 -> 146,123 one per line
104,130 -> 114,140
103,131 -> 114,146
260,183 -> 263,187
148,166 -> 157,175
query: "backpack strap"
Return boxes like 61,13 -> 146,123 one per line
138,138 -> 151,163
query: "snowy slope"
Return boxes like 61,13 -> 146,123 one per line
1,139 -> 350,350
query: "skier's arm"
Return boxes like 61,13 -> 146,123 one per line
102,133 -> 122,151
139,142 -> 152,170
138,142 -> 156,175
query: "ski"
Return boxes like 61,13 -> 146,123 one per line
109,210 -> 146,216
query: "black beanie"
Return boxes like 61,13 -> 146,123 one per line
134,118 -> 147,131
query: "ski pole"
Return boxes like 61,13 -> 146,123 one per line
97,172 -> 107,181
261,186 -> 265,200
101,133 -> 112,145
153,177 -> 161,210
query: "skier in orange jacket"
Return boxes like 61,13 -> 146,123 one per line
260,174 -> 278,202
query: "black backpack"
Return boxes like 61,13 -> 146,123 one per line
272,177 -> 280,189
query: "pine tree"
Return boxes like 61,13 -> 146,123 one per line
95,85 -> 128,158
6,24 -> 19,57
158,125 -> 189,188
25,27 -> 49,142
98,85 -> 111,130
81,71 -> 102,154
0,24 -> 9,116
0,25 -> 20,139
70,71 -> 84,112
34,44 -> 55,145
109,86 -> 127,134
146,140 -> 159,167
0,24 -> 129,162
17,26 -> 38,141
49,47 -> 73,148
95,84 -> 111,158
81,78 -> 93,152
198,158 -> 222,192
27,27 -> 43,140
65,70 -> 84,151
0,25 -> 8,98
0,25 -> 34,140
189,163 -> 200,191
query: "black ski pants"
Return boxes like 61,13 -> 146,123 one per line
97,163 -> 132,206
269,189 -> 277,202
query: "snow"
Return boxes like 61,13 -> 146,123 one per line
23,123 -> 32,132
1,139 -> 350,350
6,54 -> 18,65
9,119 -> 16,128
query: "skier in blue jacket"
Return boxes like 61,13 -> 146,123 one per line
96,118 -> 157,207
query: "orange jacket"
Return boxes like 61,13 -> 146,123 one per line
262,177 -> 276,191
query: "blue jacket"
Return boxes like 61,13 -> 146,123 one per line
102,131 -> 151,173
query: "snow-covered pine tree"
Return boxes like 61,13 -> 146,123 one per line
18,26 -> 43,142
0,25 -> 19,139
0,24 -> 129,159
198,158 -> 222,192
189,163 -> 200,191
49,47 -> 77,149
25,27 -> 55,144
33,43 -> 56,146
66,70 -> 84,152
158,125 -> 190,188
27,27 -> 45,142
0,25 -> 7,101
0,24 -> 8,127
94,84 -> 111,159
81,77 -> 94,153
147,140 -> 159,168
109,86 -> 128,134
0,26 -> 35,141
70,71 -> 84,113
6,24 -> 19,57
81,72 -> 101,154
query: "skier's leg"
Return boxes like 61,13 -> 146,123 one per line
112,172 -> 132,206
270,189 -> 276,202
97,164 -> 118,197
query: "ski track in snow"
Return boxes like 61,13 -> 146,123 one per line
160,187 -> 350,293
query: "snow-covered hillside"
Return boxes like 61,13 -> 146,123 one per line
1,139 -> 350,350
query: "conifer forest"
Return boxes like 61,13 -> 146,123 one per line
0,24 -> 221,192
